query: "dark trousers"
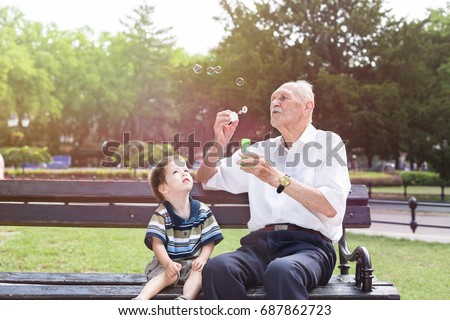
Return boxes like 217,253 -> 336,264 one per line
202,229 -> 336,300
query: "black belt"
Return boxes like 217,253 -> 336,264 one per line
260,224 -> 331,242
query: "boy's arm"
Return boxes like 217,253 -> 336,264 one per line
152,237 -> 181,277
199,242 -> 215,260
192,242 -> 215,272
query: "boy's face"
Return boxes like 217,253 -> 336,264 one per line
160,159 -> 193,196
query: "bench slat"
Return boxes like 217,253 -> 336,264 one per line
0,273 -> 399,300
0,272 -> 386,286
0,181 -> 368,205
0,203 -> 369,228
0,272 -> 147,285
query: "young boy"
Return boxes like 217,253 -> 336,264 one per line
134,155 -> 223,300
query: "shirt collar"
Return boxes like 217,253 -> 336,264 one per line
272,123 -> 317,153
162,196 -> 201,226
296,123 -> 317,146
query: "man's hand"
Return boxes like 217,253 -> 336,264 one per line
237,153 -> 280,187
214,110 -> 239,147
197,110 -> 238,183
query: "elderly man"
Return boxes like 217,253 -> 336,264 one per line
196,80 -> 351,299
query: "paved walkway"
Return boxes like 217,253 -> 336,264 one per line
349,200 -> 450,243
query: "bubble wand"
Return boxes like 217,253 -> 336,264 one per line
229,106 -> 248,124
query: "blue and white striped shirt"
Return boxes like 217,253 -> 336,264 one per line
144,197 -> 223,259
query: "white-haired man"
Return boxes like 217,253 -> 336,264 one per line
197,80 -> 351,299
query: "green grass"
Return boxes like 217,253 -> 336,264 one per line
0,227 -> 449,299
349,171 -> 394,179
343,233 -> 450,300
0,227 -> 249,273
372,186 -> 443,195
371,185 -> 448,202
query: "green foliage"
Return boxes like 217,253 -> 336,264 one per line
4,167 -> 151,181
0,146 -> 51,172
428,145 -> 450,183
349,171 -> 402,186
0,2 -> 448,170
399,171 -> 443,185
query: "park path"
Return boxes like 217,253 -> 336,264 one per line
349,200 -> 450,243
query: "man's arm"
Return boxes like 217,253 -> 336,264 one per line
281,179 -> 337,218
197,110 -> 239,183
196,144 -> 221,183
238,151 -> 345,219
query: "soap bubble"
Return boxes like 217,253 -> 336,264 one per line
192,64 -> 202,74
214,66 -> 222,74
210,55 -> 217,62
206,66 -> 215,75
236,77 -> 245,86
237,106 -> 248,115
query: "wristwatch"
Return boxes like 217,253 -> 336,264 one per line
276,174 -> 291,194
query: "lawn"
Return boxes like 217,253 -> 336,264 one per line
1,227 -> 449,299
372,185 -> 442,195
370,186 -> 448,202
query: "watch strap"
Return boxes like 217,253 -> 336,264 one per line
276,184 -> 286,194
276,174 -> 290,194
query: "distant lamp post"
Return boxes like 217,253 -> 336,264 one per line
60,134 -> 75,153
7,113 -> 19,128
7,113 -> 30,146
7,113 -> 30,128
60,134 -> 74,144
21,113 -> 30,128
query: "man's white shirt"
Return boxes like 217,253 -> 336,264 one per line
203,124 -> 351,242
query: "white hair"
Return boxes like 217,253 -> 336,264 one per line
281,80 -> 315,104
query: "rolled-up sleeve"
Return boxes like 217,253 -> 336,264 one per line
316,132 -> 351,226
202,149 -> 249,194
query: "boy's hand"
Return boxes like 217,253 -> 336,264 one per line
164,261 -> 182,278
192,257 -> 208,272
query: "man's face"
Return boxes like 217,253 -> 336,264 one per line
269,84 -> 305,129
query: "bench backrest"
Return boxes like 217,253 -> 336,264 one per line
0,180 -> 370,229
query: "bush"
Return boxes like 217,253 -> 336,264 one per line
4,168 -> 151,181
349,171 -> 402,186
0,146 -> 52,173
399,171 -> 443,186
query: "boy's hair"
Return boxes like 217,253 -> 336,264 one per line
149,155 -> 185,203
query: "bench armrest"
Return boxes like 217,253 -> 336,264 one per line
338,229 -> 374,292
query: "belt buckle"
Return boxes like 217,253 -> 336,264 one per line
274,224 -> 288,231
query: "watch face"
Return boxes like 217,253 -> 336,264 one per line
279,175 -> 291,186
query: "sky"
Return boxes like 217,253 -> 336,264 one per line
1,0 -> 448,55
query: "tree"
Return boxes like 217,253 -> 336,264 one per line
195,1 -> 399,139
371,5 -> 450,168
0,8 -> 63,149
117,2 -> 177,142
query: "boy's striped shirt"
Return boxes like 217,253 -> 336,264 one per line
145,197 -> 223,259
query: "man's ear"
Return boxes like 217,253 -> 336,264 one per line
305,100 -> 315,114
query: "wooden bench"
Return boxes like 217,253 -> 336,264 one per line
0,180 -> 400,300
